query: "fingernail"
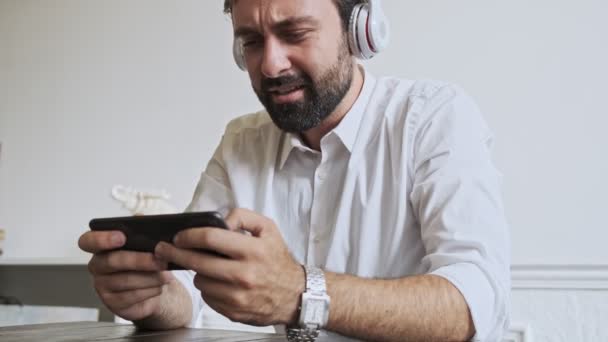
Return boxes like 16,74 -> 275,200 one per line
155,242 -> 166,255
111,233 -> 125,247
172,234 -> 180,245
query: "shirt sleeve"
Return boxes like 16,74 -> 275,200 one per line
409,84 -> 511,341
184,136 -> 234,217
172,136 -> 235,328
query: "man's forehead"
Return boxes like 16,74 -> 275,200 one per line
232,0 -> 333,29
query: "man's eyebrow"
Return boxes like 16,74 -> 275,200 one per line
234,16 -> 320,38
273,16 -> 320,31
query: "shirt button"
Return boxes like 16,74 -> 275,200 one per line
313,236 -> 322,243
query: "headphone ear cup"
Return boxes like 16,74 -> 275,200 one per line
367,1 -> 390,52
233,39 -> 247,71
348,4 -> 363,59
349,3 -> 375,60
356,5 -> 375,59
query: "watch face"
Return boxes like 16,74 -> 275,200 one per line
304,298 -> 326,324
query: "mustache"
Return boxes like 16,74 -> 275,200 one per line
261,73 -> 312,92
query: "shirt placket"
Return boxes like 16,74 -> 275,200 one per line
307,137 -> 337,268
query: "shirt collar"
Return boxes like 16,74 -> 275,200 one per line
278,131 -> 311,170
278,65 -> 376,170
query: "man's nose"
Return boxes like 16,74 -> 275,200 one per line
260,37 -> 291,78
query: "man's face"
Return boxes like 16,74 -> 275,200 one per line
232,0 -> 354,133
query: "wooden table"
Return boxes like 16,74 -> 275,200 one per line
0,321 -> 287,342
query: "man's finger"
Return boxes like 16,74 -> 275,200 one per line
194,274 -> 238,301
78,230 -> 125,253
102,286 -> 164,311
194,275 -> 243,319
96,271 -> 173,292
154,242 -> 242,282
173,227 -> 253,259
89,250 -> 167,275
193,274 -> 249,303
116,293 -> 161,322
224,208 -> 274,237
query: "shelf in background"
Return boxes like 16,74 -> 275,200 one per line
0,257 -> 89,266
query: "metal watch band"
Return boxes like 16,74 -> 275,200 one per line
304,265 -> 327,296
286,327 -> 320,342
286,265 -> 330,342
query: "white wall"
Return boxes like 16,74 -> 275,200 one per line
373,0 -> 608,266
0,0 -> 260,260
1,0 -> 607,339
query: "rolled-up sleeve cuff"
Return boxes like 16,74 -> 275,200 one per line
431,262 -> 508,341
172,270 -> 203,328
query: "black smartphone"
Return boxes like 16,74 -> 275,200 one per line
89,211 -> 228,270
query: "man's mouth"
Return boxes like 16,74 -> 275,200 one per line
267,84 -> 306,103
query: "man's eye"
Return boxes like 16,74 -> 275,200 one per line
283,31 -> 309,43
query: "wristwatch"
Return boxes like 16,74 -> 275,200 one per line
286,265 -> 331,342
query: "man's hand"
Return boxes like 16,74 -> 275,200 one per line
154,208 -> 305,326
78,230 -> 182,326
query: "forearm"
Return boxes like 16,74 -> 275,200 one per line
325,272 -> 475,342
133,278 -> 193,330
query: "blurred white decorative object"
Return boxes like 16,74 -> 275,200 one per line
111,185 -> 177,215
0,305 -> 99,327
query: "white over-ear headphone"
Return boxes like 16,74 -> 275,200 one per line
348,0 -> 390,60
233,0 -> 390,71
233,36 -> 247,71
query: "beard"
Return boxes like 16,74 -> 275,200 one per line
253,40 -> 354,133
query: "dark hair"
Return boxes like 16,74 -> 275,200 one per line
223,0 -> 366,32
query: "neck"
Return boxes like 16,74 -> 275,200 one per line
301,63 -> 364,151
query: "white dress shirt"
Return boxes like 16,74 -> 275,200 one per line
173,66 -> 511,341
